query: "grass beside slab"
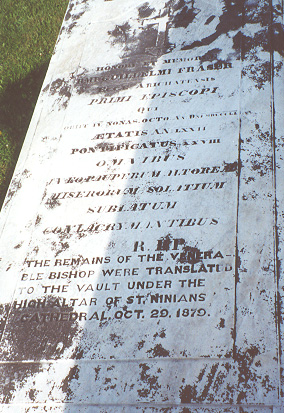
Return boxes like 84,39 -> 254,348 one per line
0,0 -> 69,208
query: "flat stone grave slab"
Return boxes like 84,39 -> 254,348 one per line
0,0 -> 284,411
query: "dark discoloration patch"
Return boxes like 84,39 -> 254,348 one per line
147,344 -> 170,357
55,241 -> 70,257
242,190 -> 259,201
35,215 -> 42,226
181,0 -> 245,52
47,1 -> 281,107
273,21 -> 284,56
103,376 -> 117,392
244,176 -> 255,184
49,78 -> 72,99
178,346 -> 275,403
0,363 -> 43,404
138,340 -> 146,350
217,318 -> 225,329
156,235 -> 204,264
61,365 -> 79,401
1,295 -> 80,361
197,366 -> 207,382
205,15 -> 216,25
200,48 -> 222,63
42,76 -> 73,110
177,245 -> 204,264
138,3 -> 156,19
179,383 -> 198,403
156,234 -> 173,251
94,366 -> 101,382
254,123 -> 271,142
0,304 -> 11,340
45,196 -> 61,209
179,363 -> 229,404
138,363 -> 161,398
49,78 -> 72,109
75,58 -> 158,97
3,177 -> 22,208
236,346 -> 260,388
108,22 -> 132,45
178,0 -> 283,90
64,1 -> 75,21
28,388 -> 37,402
153,328 -> 166,339
14,242 -> 23,249
242,59 -> 271,90
222,161 -> 239,173
60,0 -> 89,36
0,299 -> 80,401
74,1 -> 200,97
75,348 -> 84,360
169,0 -> 199,28
250,153 -> 272,176
109,333 -> 124,348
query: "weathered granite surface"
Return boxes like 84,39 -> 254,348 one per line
0,0 -> 283,411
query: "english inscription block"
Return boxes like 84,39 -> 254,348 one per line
0,0 -> 283,411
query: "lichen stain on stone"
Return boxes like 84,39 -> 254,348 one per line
147,343 -> 170,357
109,333 -> 124,348
242,60 -> 271,90
197,366 -> 207,382
0,363 -> 43,404
61,366 -> 79,400
168,0 -> 199,29
94,366 -> 101,382
60,0 -> 89,37
46,0 -> 283,111
138,363 -> 162,399
138,340 -> 146,350
222,161 -> 239,174
49,78 -> 71,98
0,296 -> 83,402
179,362 -> 230,403
0,303 -> 11,340
1,295 -> 80,361
178,345 -> 275,403
179,383 -> 198,403
28,387 -> 37,402
156,234 -> 173,251
250,153 -> 273,176
74,1 -> 202,97
181,1 -> 244,52
177,245 -> 204,264
14,242 -> 23,249
153,328 -> 166,339
4,177 -> 22,208
47,77 -> 72,110
35,215 -> 42,226
61,365 -> 79,401
155,235 -> 206,264
216,318 -> 225,329
54,241 -> 70,257
138,3 -> 156,19
103,376 -> 117,392
200,48 -> 222,63
242,190 -> 259,201
45,196 -> 61,209
75,57 -> 160,98
254,124 -> 271,143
